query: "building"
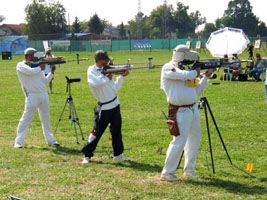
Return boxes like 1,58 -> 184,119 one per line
0,24 -> 25,36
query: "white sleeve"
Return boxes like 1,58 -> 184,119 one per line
41,72 -> 53,84
88,68 -> 110,87
17,63 -> 41,75
113,75 -> 124,92
195,75 -> 209,95
163,64 -> 197,81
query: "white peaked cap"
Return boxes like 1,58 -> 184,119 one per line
172,44 -> 199,63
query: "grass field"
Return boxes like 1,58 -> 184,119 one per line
0,50 -> 267,200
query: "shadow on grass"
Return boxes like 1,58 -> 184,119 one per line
188,177 -> 267,195
52,145 -> 81,155
112,160 -> 162,173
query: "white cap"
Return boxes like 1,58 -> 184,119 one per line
33,52 -> 44,59
172,44 -> 199,63
24,47 -> 37,55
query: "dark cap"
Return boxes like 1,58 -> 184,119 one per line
95,50 -> 110,62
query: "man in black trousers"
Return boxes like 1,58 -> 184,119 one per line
81,50 -> 129,164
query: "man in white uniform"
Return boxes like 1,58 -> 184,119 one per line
14,47 -> 59,148
81,50 -> 129,164
160,45 -> 214,181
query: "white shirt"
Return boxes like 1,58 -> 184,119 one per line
17,61 -> 53,96
87,65 -> 124,110
160,61 -> 208,106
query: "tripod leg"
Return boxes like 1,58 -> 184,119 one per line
69,99 -> 79,144
54,99 -> 68,134
203,98 -> 215,173
72,102 -> 84,140
177,151 -> 184,169
205,98 -> 233,165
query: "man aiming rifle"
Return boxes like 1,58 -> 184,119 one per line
14,47 -> 59,148
81,50 -> 129,164
160,44 -> 215,182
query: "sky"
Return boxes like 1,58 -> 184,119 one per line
0,0 -> 266,26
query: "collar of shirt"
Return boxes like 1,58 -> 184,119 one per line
95,66 -> 103,71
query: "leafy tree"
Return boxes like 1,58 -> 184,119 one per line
80,20 -> 89,32
173,2 -> 205,38
147,5 -> 174,38
200,23 -> 217,38
257,22 -> 267,37
88,14 -> 104,34
118,22 -> 126,38
126,19 -> 137,38
217,0 -> 267,36
0,15 -> 5,23
72,16 -> 81,33
25,0 -> 67,39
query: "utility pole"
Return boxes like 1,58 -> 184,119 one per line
136,0 -> 143,39
162,0 -> 167,38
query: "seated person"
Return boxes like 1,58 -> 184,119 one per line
221,54 -> 242,80
230,54 -> 242,80
249,53 -> 266,81
221,54 -> 231,80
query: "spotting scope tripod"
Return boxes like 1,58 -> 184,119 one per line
177,96 -> 233,174
54,76 -> 84,144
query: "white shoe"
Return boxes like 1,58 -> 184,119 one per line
14,143 -> 23,148
113,154 -> 128,161
81,157 -> 91,164
48,141 -> 60,147
182,172 -> 198,180
160,172 -> 181,182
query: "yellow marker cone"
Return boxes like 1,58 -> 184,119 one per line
246,163 -> 254,173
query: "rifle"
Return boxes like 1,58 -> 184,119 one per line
26,56 -> 89,68
102,57 -> 157,74
26,57 -> 66,68
184,59 -> 253,70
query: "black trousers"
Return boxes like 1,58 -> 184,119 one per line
82,105 -> 124,158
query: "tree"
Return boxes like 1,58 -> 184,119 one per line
147,5 -> 174,38
217,0 -> 267,36
0,15 -> 5,23
88,14 -> 104,35
118,22 -> 126,38
200,23 -> 217,38
25,0 -> 67,39
79,20 -> 89,32
72,16 -> 81,33
173,2 -> 205,38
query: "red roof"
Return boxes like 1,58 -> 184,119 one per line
0,24 -> 25,35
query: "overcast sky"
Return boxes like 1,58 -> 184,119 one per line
0,0 -> 266,26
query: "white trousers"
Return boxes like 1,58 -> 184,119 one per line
162,105 -> 201,175
15,93 -> 56,145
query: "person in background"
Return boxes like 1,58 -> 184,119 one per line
230,54 -> 242,80
43,47 -> 56,93
265,66 -> 267,101
14,47 -> 59,148
160,44 -> 215,182
250,53 -> 267,81
81,50 -> 129,164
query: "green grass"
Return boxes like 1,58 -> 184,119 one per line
0,50 -> 267,200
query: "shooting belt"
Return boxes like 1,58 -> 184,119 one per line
93,96 -> 118,132
167,103 -> 195,136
